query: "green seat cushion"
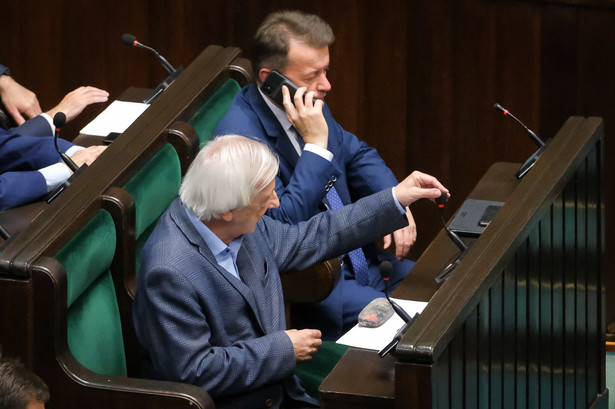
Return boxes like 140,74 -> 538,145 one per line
188,78 -> 241,147
55,210 -> 116,308
66,271 -> 126,376
55,210 -> 126,376
295,341 -> 348,398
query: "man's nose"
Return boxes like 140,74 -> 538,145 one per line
317,73 -> 331,93
269,191 -> 280,209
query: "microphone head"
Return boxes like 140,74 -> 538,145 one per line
379,261 -> 393,280
435,191 -> 448,207
53,112 -> 66,128
494,103 -> 507,114
121,33 -> 137,46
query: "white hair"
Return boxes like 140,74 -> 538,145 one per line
179,134 -> 279,221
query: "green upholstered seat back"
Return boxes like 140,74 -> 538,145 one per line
55,210 -> 126,377
123,143 -> 182,272
188,78 -> 241,147
125,79 -> 241,272
124,144 -> 182,239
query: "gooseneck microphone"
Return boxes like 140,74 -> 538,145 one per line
435,191 -> 469,283
121,33 -> 184,103
436,192 -> 468,253
121,33 -> 176,74
378,261 -> 418,358
45,112 -> 87,204
494,103 -> 545,148
494,102 -> 550,179
53,112 -> 78,172
0,224 -> 9,241
380,261 -> 413,323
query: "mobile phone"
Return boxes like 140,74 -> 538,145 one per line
103,132 -> 121,145
260,71 -> 299,107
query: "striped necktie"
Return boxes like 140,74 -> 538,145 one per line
325,186 -> 370,286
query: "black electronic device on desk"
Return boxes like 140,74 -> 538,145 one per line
447,199 -> 504,236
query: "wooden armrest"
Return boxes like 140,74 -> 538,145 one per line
281,258 -> 342,304
55,350 -> 215,409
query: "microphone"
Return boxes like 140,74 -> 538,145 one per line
494,103 -> 550,179
434,191 -> 469,283
494,103 -> 545,148
122,33 -> 176,74
121,33 -> 184,103
436,192 -> 467,253
53,112 -> 78,172
378,262 -> 419,358
0,224 -> 9,240
45,112 -> 88,204
380,261 -> 413,323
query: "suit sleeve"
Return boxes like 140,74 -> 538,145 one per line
261,189 -> 408,274
1,131 -> 73,172
0,126 -> 74,210
11,115 -> 53,137
0,170 -> 47,210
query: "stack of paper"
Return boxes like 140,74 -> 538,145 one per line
80,100 -> 150,137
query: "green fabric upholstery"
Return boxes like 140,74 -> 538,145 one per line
295,341 -> 348,398
123,143 -> 182,272
66,271 -> 126,376
124,143 -> 182,239
188,78 -> 241,147
55,210 -> 126,377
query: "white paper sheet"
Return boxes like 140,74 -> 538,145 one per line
79,100 -> 150,136
336,298 -> 428,351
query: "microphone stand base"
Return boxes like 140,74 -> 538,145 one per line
45,165 -> 88,204
144,66 -> 184,104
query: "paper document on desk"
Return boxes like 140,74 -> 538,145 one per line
80,100 -> 150,136
336,298 -> 428,351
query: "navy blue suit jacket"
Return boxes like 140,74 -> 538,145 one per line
0,116 -> 73,210
133,191 -> 408,409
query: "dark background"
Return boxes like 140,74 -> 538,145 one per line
2,0 -> 613,314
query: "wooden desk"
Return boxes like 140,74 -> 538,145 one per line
321,117 -> 607,409
319,162 -> 520,408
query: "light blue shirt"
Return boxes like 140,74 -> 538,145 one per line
183,204 -> 243,280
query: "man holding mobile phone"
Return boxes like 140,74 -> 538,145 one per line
214,10 -> 417,342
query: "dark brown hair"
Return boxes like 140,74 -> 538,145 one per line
0,351 -> 49,409
251,10 -> 335,76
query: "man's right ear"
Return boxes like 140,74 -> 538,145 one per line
258,68 -> 272,84
220,210 -> 234,222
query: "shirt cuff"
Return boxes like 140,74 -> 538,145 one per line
304,143 -> 333,161
391,188 -> 407,214
40,113 -> 54,134
65,145 -> 84,156
38,163 -> 72,192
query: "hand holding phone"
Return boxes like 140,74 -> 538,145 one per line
261,71 -> 329,149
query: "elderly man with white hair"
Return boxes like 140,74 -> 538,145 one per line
133,134 -> 448,409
